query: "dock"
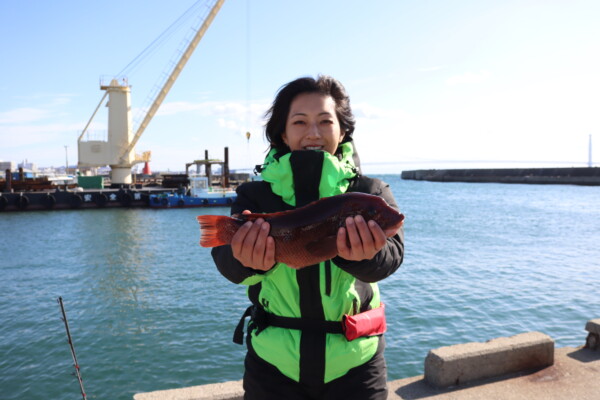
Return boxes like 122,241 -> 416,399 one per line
401,167 -> 600,185
133,319 -> 600,399
0,146 -> 251,212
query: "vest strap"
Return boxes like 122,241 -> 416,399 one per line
233,304 -> 387,344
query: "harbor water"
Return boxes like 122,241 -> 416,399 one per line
1,175 -> 599,399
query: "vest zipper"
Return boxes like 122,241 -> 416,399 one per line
325,260 -> 332,296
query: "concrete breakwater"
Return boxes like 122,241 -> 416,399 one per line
401,167 -> 600,185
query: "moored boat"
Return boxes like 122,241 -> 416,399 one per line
149,175 -> 236,208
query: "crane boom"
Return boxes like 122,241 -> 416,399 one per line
120,0 -> 225,162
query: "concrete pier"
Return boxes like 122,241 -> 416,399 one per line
134,319 -> 600,400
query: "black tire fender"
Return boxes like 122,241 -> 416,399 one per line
71,194 -> 83,208
95,193 -> 108,207
18,195 -> 29,210
120,192 -> 133,206
44,194 -> 56,209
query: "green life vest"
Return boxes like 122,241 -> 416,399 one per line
244,142 -> 381,383
260,142 -> 357,206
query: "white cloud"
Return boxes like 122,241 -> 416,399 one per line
156,99 -> 270,119
150,99 -> 270,139
446,70 -> 491,86
352,102 -> 393,119
154,101 -> 213,116
0,122 -> 82,147
217,118 -> 240,131
418,66 -> 445,72
0,107 -> 53,124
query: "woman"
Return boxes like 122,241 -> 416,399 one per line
211,75 -> 404,399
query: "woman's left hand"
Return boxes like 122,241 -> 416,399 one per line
336,215 -> 390,262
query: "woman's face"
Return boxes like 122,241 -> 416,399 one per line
282,93 -> 345,155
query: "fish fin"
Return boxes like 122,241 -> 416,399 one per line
231,212 -> 270,222
197,215 -> 229,247
234,208 -> 297,221
232,213 -> 256,221
305,235 -> 338,260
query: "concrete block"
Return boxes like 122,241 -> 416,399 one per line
585,319 -> 600,335
585,319 -> 600,350
133,380 -> 243,400
424,331 -> 554,388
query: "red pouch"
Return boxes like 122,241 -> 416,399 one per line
343,303 -> 387,341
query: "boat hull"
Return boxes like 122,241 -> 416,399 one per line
0,188 -> 173,212
149,193 -> 236,208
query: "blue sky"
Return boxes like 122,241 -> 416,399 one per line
1,0 -> 599,174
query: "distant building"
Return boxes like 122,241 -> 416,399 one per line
18,161 -> 38,173
0,161 -> 16,172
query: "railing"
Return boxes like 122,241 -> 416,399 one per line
79,130 -> 108,142
134,151 -> 152,163
99,75 -> 129,88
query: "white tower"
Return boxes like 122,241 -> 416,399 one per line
103,79 -> 135,184
78,78 -> 147,185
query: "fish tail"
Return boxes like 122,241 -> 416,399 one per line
196,215 -> 232,247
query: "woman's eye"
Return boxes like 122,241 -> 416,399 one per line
320,120 -> 334,125
293,120 -> 305,125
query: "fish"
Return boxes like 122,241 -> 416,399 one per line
197,192 -> 404,269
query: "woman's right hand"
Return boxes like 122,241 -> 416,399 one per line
230,210 -> 276,271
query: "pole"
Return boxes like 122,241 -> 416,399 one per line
589,134 -> 593,167
58,297 -> 87,400
224,146 -> 229,188
65,145 -> 69,175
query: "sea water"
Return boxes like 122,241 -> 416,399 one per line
1,176 -> 599,399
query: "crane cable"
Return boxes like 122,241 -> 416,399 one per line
245,0 -> 251,137
245,0 -> 252,174
116,1 -> 206,78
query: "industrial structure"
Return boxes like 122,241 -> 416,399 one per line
77,0 -> 225,186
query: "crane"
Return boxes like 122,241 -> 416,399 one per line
77,0 -> 225,186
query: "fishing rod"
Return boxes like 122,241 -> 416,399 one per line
57,296 -> 87,400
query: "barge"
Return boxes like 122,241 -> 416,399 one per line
0,187 -> 177,212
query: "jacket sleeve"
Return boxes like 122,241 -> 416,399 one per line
333,179 -> 404,282
210,183 -> 271,285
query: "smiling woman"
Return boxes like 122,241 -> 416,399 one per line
209,75 -> 405,400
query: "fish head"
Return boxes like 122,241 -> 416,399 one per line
346,193 -> 405,236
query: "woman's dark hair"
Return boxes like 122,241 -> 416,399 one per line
264,75 -> 356,152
